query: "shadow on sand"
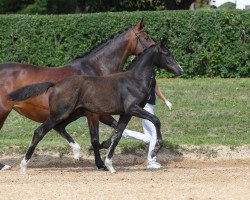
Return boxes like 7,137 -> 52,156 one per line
0,143 -> 184,172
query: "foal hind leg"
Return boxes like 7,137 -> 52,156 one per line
53,114 -> 83,160
105,115 -> 131,173
54,126 -> 81,160
20,119 -> 56,174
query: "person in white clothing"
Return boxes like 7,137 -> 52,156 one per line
122,72 -> 172,169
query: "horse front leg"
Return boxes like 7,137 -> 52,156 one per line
87,114 -> 106,170
129,105 -> 163,158
105,115 -> 131,173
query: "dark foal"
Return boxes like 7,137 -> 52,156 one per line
0,18 -> 155,170
9,38 -> 183,173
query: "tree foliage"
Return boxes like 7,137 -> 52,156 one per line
218,2 -> 236,10
0,0 -> 213,14
0,10 -> 249,77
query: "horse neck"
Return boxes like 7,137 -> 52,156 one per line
131,47 -> 156,87
71,30 -> 132,75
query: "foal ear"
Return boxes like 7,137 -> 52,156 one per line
135,17 -> 144,30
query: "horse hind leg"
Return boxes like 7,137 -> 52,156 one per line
0,106 -> 12,170
0,163 -> 11,171
87,114 -> 106,170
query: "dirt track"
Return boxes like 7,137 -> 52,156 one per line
1,146 -> 250,200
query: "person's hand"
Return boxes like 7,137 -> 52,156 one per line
165,100 -> 172,110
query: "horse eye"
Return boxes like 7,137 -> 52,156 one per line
145,36 -> 149,40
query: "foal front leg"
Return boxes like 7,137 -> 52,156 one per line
130,105 -> 163,158
105,115 -> 131,173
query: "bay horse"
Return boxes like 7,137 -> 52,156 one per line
0,18 -> 155,170
8,38 -> 183,173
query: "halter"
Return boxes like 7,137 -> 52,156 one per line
132,27 -> 150,52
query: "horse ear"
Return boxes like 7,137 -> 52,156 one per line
135,17 -> 144,30
160,36 -> 167,47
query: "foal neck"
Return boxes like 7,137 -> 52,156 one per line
130,46 -> 157,83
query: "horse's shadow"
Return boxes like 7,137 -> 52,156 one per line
0,144 -> 184,172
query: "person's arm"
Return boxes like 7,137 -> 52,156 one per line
155,83 -> 172,110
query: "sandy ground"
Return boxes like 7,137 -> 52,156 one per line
0,145 -> 250,200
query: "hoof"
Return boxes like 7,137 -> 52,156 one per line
97,160 -> 106,170
98,165 -> 108,171
73,158 -> 81,163
20,158 -> 29,175
70,142 -> 81,160
109,168 -> 116,174
105,158 -> 116,174
1,165 -> 11,171
20,168 -> 27,175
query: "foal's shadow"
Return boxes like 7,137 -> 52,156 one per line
0,144 -> 184,172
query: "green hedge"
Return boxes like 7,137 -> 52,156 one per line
0,10 -> 249,77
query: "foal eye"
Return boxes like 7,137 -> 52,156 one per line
145,36 -> 149,40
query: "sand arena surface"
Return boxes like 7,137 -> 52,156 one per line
0,146 -> 250,200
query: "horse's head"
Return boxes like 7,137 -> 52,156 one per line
130,18 -> 155,55
155,37 -> 183,76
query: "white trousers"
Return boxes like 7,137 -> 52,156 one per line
123,103 -> 157,164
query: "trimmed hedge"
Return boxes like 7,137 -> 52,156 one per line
0,10 -> 249,77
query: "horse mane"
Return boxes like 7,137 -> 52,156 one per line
71,28 -> 130,62
127,44 -> 156,70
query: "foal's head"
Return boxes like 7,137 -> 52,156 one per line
154,37 -> 183,76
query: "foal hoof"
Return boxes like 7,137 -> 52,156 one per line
98,165 -> 108,171
20,167 -> 27,175
104,158 -> 116,174
1,165 -> 11,171
108,167 -> 116,174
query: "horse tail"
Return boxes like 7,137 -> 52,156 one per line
8,82 -> 55,102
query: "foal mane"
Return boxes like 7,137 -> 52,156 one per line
71,28 -> 130,62
127,44 -> 156,70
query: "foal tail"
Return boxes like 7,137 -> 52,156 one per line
8,82 -> 55,102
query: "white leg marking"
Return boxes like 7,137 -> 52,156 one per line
105,158 -> 116,173
1,165 -> 11,171
20,158 -> 29,175
69,142 -> 81,160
